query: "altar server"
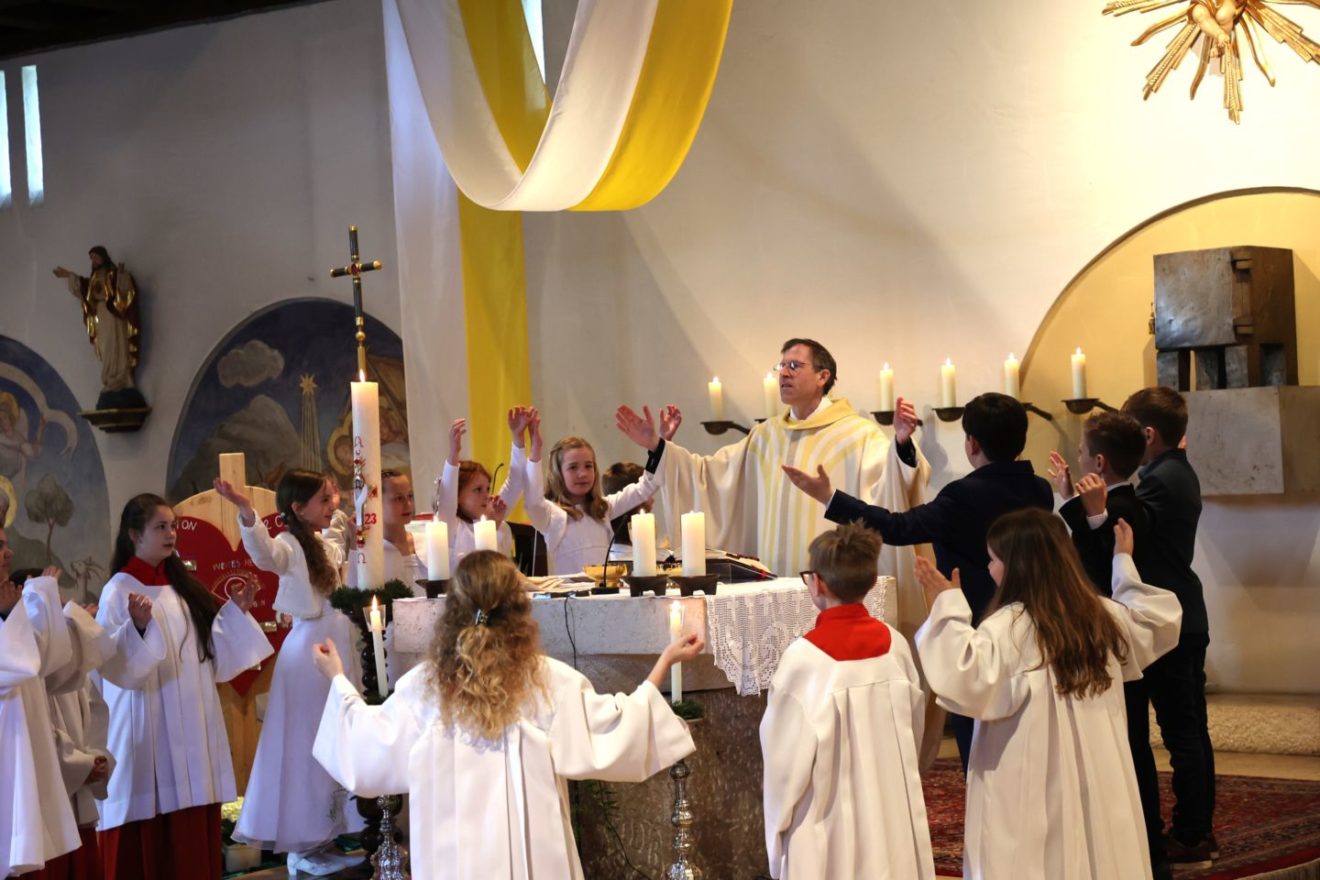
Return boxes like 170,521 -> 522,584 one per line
761,523 -> 934,880
431,410 -> 529,560
312,550 -> 699,880
0,557 -> 78,877
524,409 -> 663,575
915,510 -> 1182,880
95,494 -> 270,880
216,472 -> 364,876
42,599 -> 118,880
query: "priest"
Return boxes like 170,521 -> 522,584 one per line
616,338 -> 930,633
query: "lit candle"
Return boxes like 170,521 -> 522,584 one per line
350,373 -> 385,589
878,363 -> 895,412
1071,347 -> 1088,399
680,511 -> 706,577
940,359 -> 957,407
426,520 -> 450,581
1003,353 -> 1021,399
708,377 -> 725,421
631,512 -> 657,576
762,372 -> 779,420
368,596 -> 388,699
668,600 -> 685,703
474,515 -> 498,552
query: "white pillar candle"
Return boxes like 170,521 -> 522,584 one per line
425,520 -> 450,580
762,372 -> 779,420
368,596 -> 388,699
631,511 -> 657,576
1003,353 -> 1021,399
351,375 -> 385,589
680,511 -> 706,576
707,377 -> 725,421
878,363 -> 895,412
939,359 -> 957,408
474,515 -> 498,552
668,600 -> 685,703
1071,347 -> 1088,399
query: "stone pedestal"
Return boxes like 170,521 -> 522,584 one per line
1185,386 -> 1320,496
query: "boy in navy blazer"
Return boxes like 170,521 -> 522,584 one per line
783,392 -> 1053,768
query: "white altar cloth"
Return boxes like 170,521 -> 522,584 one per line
391,577 -> 894,696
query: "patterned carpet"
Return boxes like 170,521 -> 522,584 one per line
922,759 -> 1320,879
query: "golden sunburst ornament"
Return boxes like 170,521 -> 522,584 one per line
1104,0 -> 1320,122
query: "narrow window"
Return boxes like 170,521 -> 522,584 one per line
22,64 -> 42,205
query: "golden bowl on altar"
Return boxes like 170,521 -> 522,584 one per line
583,563 -> 627,586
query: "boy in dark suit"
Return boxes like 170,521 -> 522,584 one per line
783,392 -> 1053,768
1123,386 -> 1216,870
1051,410 -> 1171,878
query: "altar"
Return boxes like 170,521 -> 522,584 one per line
391,577 -> 896,879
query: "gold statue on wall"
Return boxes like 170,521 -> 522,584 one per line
1104,0 -> 1320,122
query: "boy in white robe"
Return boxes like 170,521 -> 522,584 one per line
0,554 -> 78,877
760,523 -> 934,880
311,550 -> 700,880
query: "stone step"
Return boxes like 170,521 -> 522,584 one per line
1151,694 -> 1320,756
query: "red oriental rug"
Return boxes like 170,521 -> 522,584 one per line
923,759 -> 1320,879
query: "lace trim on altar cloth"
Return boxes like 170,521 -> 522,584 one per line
703,577 -> 892,696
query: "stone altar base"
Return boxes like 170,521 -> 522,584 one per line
576,687 -> 771,880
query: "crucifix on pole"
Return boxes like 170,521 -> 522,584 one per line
330,225 -> 383,376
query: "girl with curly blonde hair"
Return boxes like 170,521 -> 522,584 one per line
310,550 -> 701,879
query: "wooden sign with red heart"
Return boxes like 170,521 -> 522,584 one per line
176,513 -> 287,696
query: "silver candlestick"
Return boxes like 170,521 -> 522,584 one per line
372,794 -> 409,880
665,759 -> 702,879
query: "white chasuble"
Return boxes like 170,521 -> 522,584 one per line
760,631 -> 934,880
314,657 -> 694,880
656,399 -> 929,629
0,576 -> 78,875
915,554 -> 1183,880
95,569 -> 272,830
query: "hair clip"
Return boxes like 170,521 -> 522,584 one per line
473,609 -> 489,627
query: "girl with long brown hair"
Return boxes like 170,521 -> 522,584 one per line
914,508 -> 1182,880
522,409 -> 668,575
310,550 -> 700,879
214,471 -> 363,876
94,494 -> 269,880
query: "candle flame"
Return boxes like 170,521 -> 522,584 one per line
371,595 -> 379,612
944,358 -> 953,366
712,376 -> 720,383
358,369 -> 366,382
1075,347 -> 1083,355
1008,353 -> 1016,360
882,362 -> 890,370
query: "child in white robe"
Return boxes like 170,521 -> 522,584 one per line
380,469 -> 426,593
0,559 -> 78,877
311,550 -> 700,880
914,509 -> 1183,880
431,413 -> 526,561
523,409 -> 663,575
95,494 -> 269,880
42,596 -> 117,880
760,524 -> 934,880
217,470 -> 365,876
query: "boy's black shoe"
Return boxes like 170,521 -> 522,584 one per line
1166,835 -> 1214,868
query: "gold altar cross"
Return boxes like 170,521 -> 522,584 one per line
330,225 -> 384,374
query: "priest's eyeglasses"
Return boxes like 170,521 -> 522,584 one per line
774,360 -> 813,375
799,570 -> 816,586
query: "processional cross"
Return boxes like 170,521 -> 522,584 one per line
330,225 -> 384,375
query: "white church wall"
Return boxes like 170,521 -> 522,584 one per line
0,1 -> 398,534
521,0 -> 1320,693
